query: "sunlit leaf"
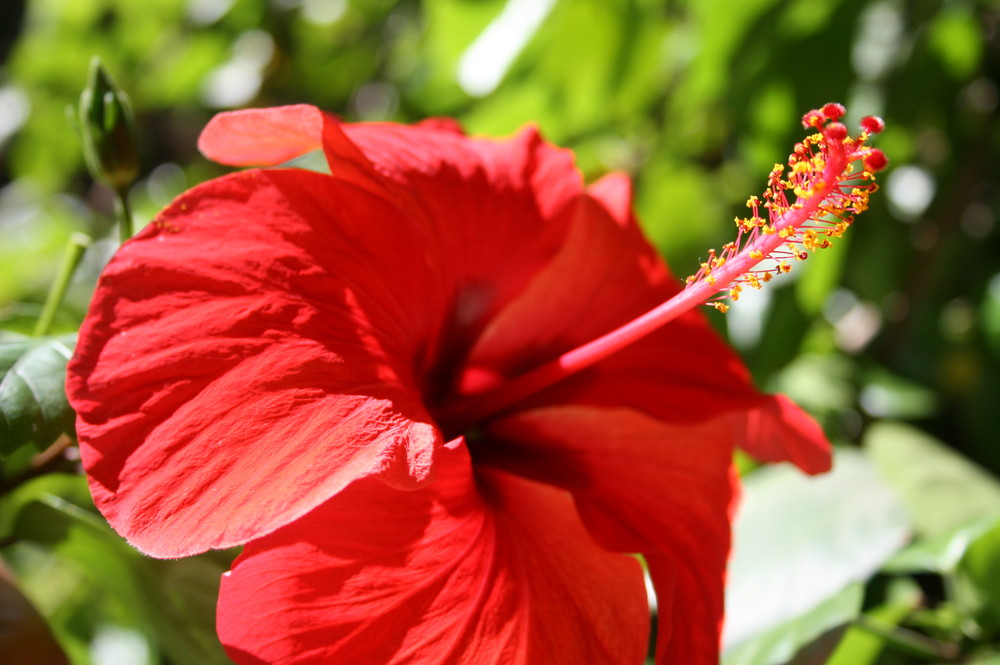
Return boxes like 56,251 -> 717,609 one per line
865,421 -> 1000,539
725,583 -> 863,665
883,518 -> 996,575
722,449 -> 911,665
958,517 -> 1000,637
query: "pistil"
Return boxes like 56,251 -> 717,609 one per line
441,105 -> 886,431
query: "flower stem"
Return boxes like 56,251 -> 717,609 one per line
115,185 -> 134,242
33,232 -> 92,337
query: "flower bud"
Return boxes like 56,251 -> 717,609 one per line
78,57 -> 139,191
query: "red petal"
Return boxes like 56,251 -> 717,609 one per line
482,406 -> 737,665
199,105 -> 385,198
198,105 -> 330,166
343,122 -> 580,221
732,394 -> 831,474
68,169 -> 446,557
217,442 -> 648,665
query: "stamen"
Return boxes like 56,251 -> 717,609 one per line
682,107 -> 886,309
439,106 -> 886,430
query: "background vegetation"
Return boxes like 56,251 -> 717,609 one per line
1,0 -> 998,663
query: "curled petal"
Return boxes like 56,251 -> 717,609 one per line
733,394 -> 831,474
217,442 -> 648,665
198,104 -> 383,198
198,104 -> 331,166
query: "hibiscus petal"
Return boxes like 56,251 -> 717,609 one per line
217,442 -> 648,665
198,104 -> 387,197
342,122 -> 580,220
68,168 -> 449,557
732,393 -> 831,474
481,406 -> 738,665
198,104 -> 330,166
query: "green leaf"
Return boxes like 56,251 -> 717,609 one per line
723,449 -> 911,665
865,421 -> 1000,539
825,578 -> 923,665
858,369 -> 938,420
0,334 -> 77,458
928,8 -> 983,79
882,518 -> 996,575
0,473 -> 93,541
725,583 -> 864,665
12,496 -> 231,665
964,654 -> 1000,665
957,517 -> 1000,637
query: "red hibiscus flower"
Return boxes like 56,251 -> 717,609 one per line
66,104 -> 883,664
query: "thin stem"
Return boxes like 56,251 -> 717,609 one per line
854,615 -> 960,661
33,233 -> 91,337
114,185 -> 134,242
0,434 -> 77,498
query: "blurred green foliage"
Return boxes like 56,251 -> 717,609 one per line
1,0 -> 999,663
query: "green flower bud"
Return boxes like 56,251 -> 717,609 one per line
78,57 -> 139,191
